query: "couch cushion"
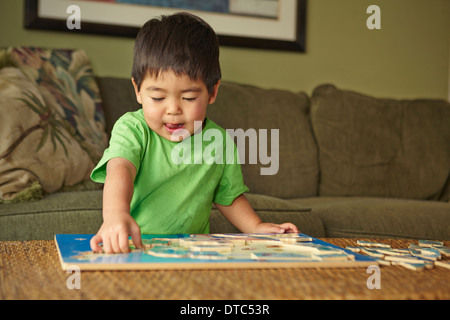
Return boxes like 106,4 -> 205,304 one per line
0,191 -> 103,241
291,197 -> 450,240
0,47 -> 108,202
209,193 -> 326,238
311,84 -> 450,201
0,67 -> 97,203
207,82 -> 318,199
96,77 -> 141,137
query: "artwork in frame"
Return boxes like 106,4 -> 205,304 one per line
24,0 -> 307,52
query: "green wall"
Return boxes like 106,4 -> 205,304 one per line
1,0 -> 449,100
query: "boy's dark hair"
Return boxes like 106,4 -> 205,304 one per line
132,12 -> 221,95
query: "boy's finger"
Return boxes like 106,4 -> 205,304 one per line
111,233 -> 121,253
119,232 -> 131,253
102,236 -> 113,254
266,224 -> 286,233
130,227 -> 143,249
279,223 -> 299,233
90,234 -> 103,253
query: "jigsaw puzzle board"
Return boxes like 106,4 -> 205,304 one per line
55,233 -> 376,271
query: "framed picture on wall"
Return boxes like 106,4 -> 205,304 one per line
24,0 -> 307,52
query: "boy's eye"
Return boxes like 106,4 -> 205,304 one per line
183,97 -> 197,102
151,97 -> 164,102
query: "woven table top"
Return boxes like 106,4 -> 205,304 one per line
1,238 -> 449,300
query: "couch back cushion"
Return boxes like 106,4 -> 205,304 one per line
96,77 -> 141,137
311,84 -> 450,201
207,82 -> 318,199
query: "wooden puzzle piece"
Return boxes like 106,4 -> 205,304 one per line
409,244 -> 441,260
190,245 -> 233,252
393,261 -> 426,271
435,246 -> 450,257
316,253 -> 353,261
375,259 -> 391,266
418,240 -> 444,248
179,238 -> 232,247
226,243 -> 282,259
282,242 -> 345,255
250,233 -> 313,242
189,251 -> 229,260
210,233 -> 313,244
372,248 -> 410,256
360,248 -> 385,258
356,240 -> 391,248
146,246 -> 191,258
384,255 -> 425,263
435,260 -> 450,270
346,247 -> 363,253
250,252 -> 321,261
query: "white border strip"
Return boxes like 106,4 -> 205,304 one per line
39,0 -> 298,41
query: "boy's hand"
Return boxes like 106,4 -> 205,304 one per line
90,212 -> 143,253
216,195 -> 300,235
254,222 -> 299,234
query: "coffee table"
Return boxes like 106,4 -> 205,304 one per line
1,238 -> 448,300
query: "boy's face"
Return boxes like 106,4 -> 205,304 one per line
132,70 -> 220,142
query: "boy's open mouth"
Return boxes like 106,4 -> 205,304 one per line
165,123 -> 185,133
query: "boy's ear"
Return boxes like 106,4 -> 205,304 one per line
131,77 -> 143,105
208,80 -> 221,104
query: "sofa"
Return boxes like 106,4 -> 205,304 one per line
1,48 -> 449,241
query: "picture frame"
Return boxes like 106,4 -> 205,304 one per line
24,0 -> 307,52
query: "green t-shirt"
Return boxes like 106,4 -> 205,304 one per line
91,110 -> 248,234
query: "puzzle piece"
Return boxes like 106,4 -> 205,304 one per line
251,252 -> 321,261
189,251 -> 229,260
179,237 -> 233,247
373,248 -> 410,256
384,255 -> 425,263
435,260 -> 450,270
375,259 -> 391,266
360,248 -> 385,258
409,244 -> 441,260
251,233 -> 313,242
316,253 -> 353,262
346,247 -> 363,253
418,240 -> 444,248
393,261 -> 426,271
190,245 -> 233,252
282,242 -> 345,255
147,246 -> 190,258
435,246 -> 450,257
356,240 -> 391,248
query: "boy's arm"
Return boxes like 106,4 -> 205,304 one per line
90,157 -> 142,253
214,194 -> 299,234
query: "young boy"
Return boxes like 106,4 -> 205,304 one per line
90,12 -> 298,253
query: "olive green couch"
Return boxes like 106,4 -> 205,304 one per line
1,78 -> 449,241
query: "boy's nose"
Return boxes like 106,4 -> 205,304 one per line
166,102 -> 181,115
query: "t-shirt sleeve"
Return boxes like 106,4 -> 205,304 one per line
90,113 -> 146,183
212,134 -> 249,206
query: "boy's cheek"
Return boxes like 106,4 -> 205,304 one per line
143,111 -> 161,129
188,106 -> 208,122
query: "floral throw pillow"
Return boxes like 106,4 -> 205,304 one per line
0,47 -> 108,202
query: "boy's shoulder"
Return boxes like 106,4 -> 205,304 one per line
118,109 -> 145,122
114,109 -> 147,131
204,118 -> 227,133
